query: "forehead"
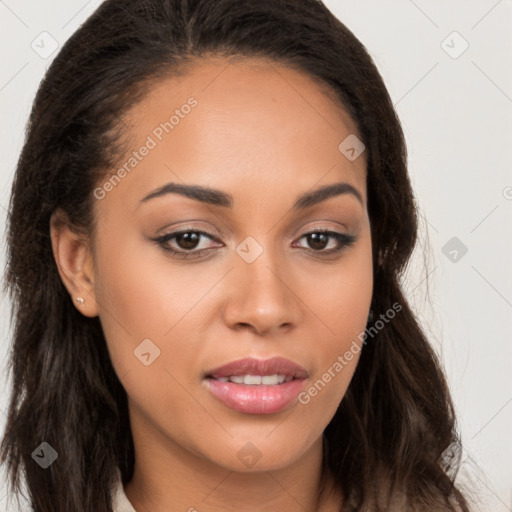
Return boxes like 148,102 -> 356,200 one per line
128,56 -> 361,139
107,56 -> 367,207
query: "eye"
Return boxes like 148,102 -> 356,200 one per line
293,230 -> 356,254
152,230 -> 221,259
151,228 -> 356,260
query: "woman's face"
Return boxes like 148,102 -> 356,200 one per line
90,57 -> 372,472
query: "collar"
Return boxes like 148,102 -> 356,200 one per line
111,467 -> 137,512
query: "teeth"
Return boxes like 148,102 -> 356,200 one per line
244,375 -> 262,385
262,374 -> 286,385
215,374 -> 289,385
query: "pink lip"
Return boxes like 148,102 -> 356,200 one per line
204,357 -> 308,415
206,357 -> 308,379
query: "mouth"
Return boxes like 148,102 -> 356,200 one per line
203,357 -> 308,415
209,374 -> 294,385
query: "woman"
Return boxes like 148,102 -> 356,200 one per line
0,0 -> 470,510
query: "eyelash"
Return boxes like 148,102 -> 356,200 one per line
151,229 -> 356,260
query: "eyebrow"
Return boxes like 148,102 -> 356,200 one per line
138,181 -> 363,209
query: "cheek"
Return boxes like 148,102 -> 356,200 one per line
306,234 -> 373,338
298,242 -> 372,411
313,266 -> 372,333
93,227 -> 214,336
91,228 -> 214,382
92,235 -> 213,436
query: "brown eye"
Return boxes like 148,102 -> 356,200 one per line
153,230 -> 221,259
306,233 -> 330,251
295,230 -> 356,254
174,231 -> 201,250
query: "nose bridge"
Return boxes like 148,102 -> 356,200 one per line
223,235 -> 300,334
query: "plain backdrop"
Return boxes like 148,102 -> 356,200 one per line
1,1 -> 511,511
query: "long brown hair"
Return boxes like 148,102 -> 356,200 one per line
1,0 -> 469,510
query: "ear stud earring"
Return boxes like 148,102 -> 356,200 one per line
76,297 -> 85,306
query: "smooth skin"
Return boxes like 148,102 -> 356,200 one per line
51,57 -> 373,512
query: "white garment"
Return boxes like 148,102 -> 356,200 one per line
111,467 -> 137,512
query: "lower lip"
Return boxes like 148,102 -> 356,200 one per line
205,378 -> 307,415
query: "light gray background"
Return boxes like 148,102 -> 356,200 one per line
1,1 -> 511,510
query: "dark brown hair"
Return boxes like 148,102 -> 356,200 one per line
1,0 -> 469,510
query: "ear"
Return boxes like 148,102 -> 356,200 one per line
50,209 -> 99,317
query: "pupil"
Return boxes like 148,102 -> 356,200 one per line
177,232 -> 200,249
308,233 -> 328,250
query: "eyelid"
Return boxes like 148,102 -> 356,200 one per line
290,219 -> 351,237
153,220 -> 222,237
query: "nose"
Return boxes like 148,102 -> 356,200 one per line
222,250 -> 302,336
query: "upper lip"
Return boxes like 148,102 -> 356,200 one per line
205,357 -> 308,379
